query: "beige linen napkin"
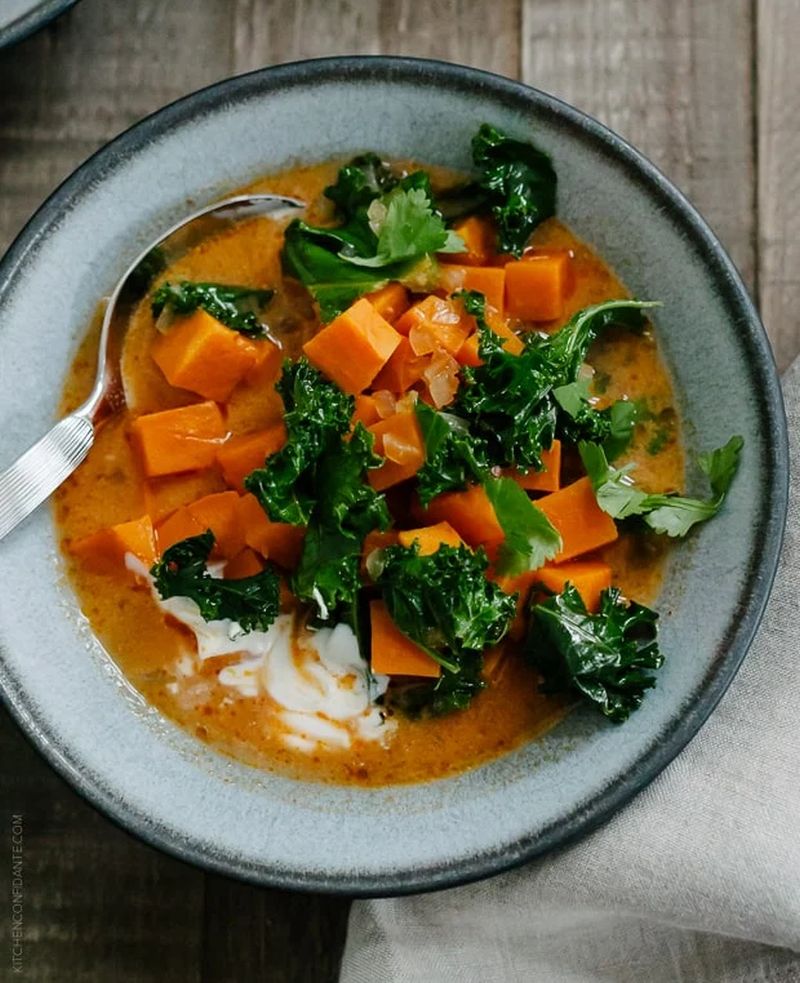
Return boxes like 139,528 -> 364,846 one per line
340,358 -> 800,983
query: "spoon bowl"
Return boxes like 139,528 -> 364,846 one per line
0,193 -> 303,541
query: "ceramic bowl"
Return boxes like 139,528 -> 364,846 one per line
0,58 -> 788,895
0,0 -> 79,48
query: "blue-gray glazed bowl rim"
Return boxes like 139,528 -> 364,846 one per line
0,56 -> 788,896
0,0 -> 79,49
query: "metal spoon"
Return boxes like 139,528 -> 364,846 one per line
0,193 -> 304,542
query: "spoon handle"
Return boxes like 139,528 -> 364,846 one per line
0,415 -> 95,541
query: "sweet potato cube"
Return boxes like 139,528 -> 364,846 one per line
455,311 -> 523,367
223,547 -> 266,579
441,215 -> 496,267
238,493 -> 305,569
130,401 -> 226,478
397,521 -> 464,555
420,484 -> 504,552
371,337 -> 430,393
243,337 -> 282,386
364,283 -> 410,323
495,568 -> 543,640
216,423 -> 287,493
505,440 -> 561,493
370,600 -> 441,678
152,309 -> 262,402
505,251 -> 571,322
536,477 -> 619,561
156,490 -> 244,559
303,298 -> 402,393
71,515 -> 157,578
367,411 -> 425,491
537,560 -> 612,613
143,470 -> 226,522
361,529 -> 400,575
155,506 -> 207,554
440,266 -> 506,317
352,394 -> 381,428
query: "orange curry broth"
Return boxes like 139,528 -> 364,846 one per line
54,160 -> 683,786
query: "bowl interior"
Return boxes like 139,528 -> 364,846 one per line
0,59 -> 786,894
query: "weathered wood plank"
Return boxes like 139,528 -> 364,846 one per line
0,711 -> 205,982
521,0 -> 756,294
0,0 -> 235,979
232,0 -> 519,74
757,0 -> 800,371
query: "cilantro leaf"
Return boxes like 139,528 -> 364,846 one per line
529,584 -> 663,723
245,358 -> 353,525
151,280 -> 274,338
414,402 -> 490,505
282,166 -> 464,321
151,532 -> 280,633
579,436 -> 744,537
483,476 -> 562,575
471,123 -> 557,256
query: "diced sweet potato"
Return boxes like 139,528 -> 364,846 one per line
504,440 -> 561,493
303,297 -> 402,393
215,423 -> 287,493
371,337 -> 430,393
361,529 -> 400,574
223,548 -> 266,579
370,600 -> 441,678
367,411 -> 425,490
536,560 -> 612,613
71,515 -> 157,579
243,337 -> 282,386
505,251 -> 571,322
143,469 -> 226,522
238,493 -> 305,569
495,568 -> 542,640
455,311 -> 523,366
536,477 -> 619,561
352,394 -> 381,428
364,283 -> 410,323
420,484 -> 504,552
397,521 -> 463,554
156,490 -> 244,559
152,309 -> 263,402
440,266 -> 506,317
130,401 -> 226,478
440,215 -> 496,267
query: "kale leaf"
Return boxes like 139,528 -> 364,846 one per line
483,476 -> 562,575
151,532 -> 280,633
391,653 -> 486,717
291,423 -> 390,617
324,153 -> 398,218
579,436 -> 743,537
554,379 -> 643,460
456,294 -> 656,472
414,402 -> 490,505
282,166 -> 464,321
529,584 -> 663,723
245,358 -> 353,525
244,358 -> 389,620
471,123 -> 557,256
371,543 -> 516,672
151,280 -> 274,338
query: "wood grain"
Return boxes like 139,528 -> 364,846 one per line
757,0 -> 800,371
521,0 -> 756,291
0,0 -> 798,980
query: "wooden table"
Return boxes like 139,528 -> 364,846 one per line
1,2 -> 797,979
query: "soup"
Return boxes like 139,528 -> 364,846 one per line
55,126 -> 739,786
